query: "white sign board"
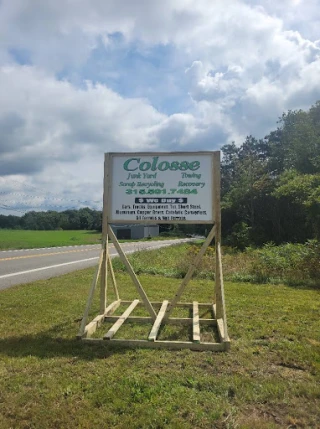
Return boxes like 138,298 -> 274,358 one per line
108,152 -> 215,224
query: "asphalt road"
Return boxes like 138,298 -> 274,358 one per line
0,239 -> 191,291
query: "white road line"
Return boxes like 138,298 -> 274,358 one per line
0,249 -> 140,280
0,257 -> 99,279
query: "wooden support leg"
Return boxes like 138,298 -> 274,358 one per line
100,237 -> 108,314
77,249 -> 104,337
215,243 -> 229,340
213,150 -> 229,343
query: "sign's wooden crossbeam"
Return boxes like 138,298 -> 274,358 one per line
77,151 -> 230,351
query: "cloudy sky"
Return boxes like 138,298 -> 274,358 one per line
1,0 -> 320,215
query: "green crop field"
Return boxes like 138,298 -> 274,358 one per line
0,229 -> 102,250
0,253 -> 319,428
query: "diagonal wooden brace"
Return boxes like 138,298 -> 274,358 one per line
107,225 -> 157,321
164,225 -> 216,321
108,254 -> 120,300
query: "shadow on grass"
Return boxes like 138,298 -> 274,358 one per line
0,321 -> 136,360
0,333 -> 134,360
0,320 -> 204,360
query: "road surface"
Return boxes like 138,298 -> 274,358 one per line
0,239 -> 191,291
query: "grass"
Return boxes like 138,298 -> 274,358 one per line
0,229 -> 185,250
112,243 -> 194,278
0,229 -> 102,250
111,242 -> 257,282
0,260 -> 319,428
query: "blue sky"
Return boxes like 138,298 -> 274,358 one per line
71,36 -> 191,115
0,0 -> 320,214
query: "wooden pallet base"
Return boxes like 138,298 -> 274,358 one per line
77,299 -> 230,352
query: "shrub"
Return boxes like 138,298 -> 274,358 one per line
111,240 -> 319,287
249,240 -> 320,286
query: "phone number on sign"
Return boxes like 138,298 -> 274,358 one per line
125,188 -> 198,195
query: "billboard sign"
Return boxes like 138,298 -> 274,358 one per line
107,152 -> 216,224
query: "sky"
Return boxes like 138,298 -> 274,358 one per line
0,0 -> 320,215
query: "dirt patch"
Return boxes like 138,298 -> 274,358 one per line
237,403 -> 307,428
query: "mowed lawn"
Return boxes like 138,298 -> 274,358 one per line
0,266 -> 319,428
0,229 -> 101,250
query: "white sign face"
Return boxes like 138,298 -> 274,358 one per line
108,152 -> 214,223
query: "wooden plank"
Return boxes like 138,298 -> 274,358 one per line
100,153 -> 111,313
217,318 -> 225,341
215,242 -> 223,319
105,316 -> 153,324
105,316 -> 217,326
121,300 -> 213,308
108,225 -> 156,320
217,318 -> 231,350
148,300 -> 168,341
103,300 -> 139,340
81,300 -> 121,338
104,299 -> 121,316
102,153 -> 110,240
193,301 -> 200,343
213,151 -> 223,319
108,254 -> 120,301
165,225 -> 216,320
83,337 -> 225,352
217,318 -> 230,347
84,314 -> 105,338
216,244 -> 229,339
212,304 -> 216,318
77,248 -> 104,338
100,241 -> 107,314
212,151 -> 229,345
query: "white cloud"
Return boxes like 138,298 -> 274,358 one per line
0,64 -> 221,212
0,0 -> 320,213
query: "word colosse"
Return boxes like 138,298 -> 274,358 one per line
123,156 -> 200,172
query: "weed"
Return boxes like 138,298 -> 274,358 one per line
112,241 -> 320,287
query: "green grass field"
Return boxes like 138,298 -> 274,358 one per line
0,229 -> 102,250
0,229 -> 185,250
0,261 -> 319,428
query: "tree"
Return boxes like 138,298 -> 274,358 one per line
273,170 -> 320,239
221,136 -> 275,245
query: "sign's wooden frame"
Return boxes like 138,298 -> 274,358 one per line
77,151 -> 230,351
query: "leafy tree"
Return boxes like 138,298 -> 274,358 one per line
0,214 -> 20,229
273,170 -> 320,239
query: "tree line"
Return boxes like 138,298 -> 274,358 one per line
221,101 -> 320,248
0,208 -> 102,232
1,101 -> 319,248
